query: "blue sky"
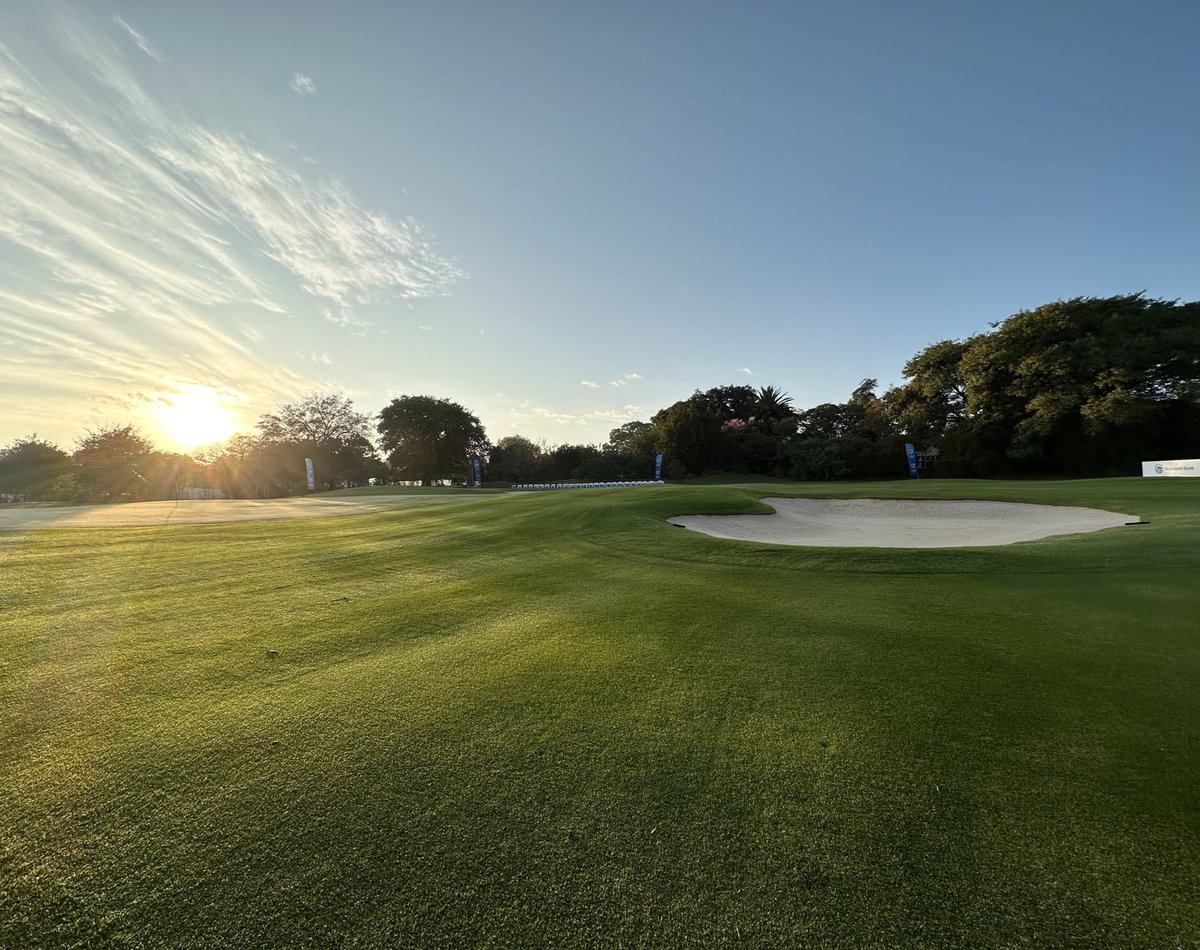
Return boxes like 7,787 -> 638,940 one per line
2,1 -> 1197,452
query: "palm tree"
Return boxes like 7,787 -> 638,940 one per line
754,385 -> 795,425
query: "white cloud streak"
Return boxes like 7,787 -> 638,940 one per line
0,12 -> 462,446
112,16 -> 163,62
502,404 -> 645,431
150,130 -> 463,307
290,72 -> 316,95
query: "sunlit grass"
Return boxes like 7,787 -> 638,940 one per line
2,479 -> 1197,946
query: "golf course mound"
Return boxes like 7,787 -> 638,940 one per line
668,497 -> 1137,548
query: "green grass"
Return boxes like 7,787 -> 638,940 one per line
2,479 -> 1198,947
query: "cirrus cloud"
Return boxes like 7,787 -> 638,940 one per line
0,9 -> 462,449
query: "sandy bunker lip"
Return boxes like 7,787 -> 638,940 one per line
668,498 -> 1138,548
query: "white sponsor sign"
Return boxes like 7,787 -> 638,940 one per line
305,457 -> 316,490
1142,458 -> 1200,477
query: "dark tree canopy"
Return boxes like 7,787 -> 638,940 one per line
251,393 -> 381,492
257,393 -> 373,445
377,395 -> 488,485
488,435 -> 545,483
963,294 -> 1199,442
693,385 -> 758,421
885,340 -> 974,443
0,436 -> 71,500
606,421 -> 656,456
73,425 -> 157,501
651,397 -> 727,476
878,294 -> 1200,475
953,294 -> 1200,473
753,385 -> 796,428
786,379 -> 905,481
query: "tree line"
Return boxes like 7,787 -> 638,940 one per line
3,293 -> 1197,502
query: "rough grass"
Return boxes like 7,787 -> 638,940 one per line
1,478 -> 1197,947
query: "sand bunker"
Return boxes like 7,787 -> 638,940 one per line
668,498 -> 1137,548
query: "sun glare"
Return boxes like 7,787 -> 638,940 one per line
153,385 -> 241,451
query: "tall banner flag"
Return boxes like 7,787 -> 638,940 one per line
304,457 -> 316,491
904,443 -> 919,478
472,458 -> 482,487
655,452 -> 664,481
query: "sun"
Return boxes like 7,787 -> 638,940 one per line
152,385 -> 242,451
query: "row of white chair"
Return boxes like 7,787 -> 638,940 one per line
513,480 -> 665,491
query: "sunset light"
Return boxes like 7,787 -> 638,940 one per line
2,4 -> 1199,948
151,385 -> 241,451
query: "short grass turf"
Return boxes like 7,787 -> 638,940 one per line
1,478 -> 1198,948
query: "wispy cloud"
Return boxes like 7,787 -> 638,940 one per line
588,407 -> 644,422
500,403 -> 645,432
322,308 -> 371,330
532,407 -> 583,426
0,10 -> 462,448
609,372 -> 642,387
739,366 -> 753,374
112,16 -> 163,62
151,130 -> 462,307
289,72 -> 316,96
581,380 -> 600,389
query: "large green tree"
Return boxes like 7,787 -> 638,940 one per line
546,443 -> 601,480
787,380 -> 905,480
0,436 -> 71,500
885,340 -> 974,443
651,397 -> 729,476
256,393 -> 381,491
606,421 -> 656,456
651,383 -> 798,476
884,294 -> 1200,475
205,434 -> 297,498
73,425 -> 157,502
257,393 -> 374,445
960,294 -> 1200,472
488,435 -> 545,483
377,396 -> 488,486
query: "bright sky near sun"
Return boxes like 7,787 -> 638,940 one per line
2,1 -> 1198,453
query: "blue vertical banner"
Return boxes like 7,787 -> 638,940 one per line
304,457 -> 316,491
655,452 -> 664,481
472,457 -> 482,487
904,443 -> 919,478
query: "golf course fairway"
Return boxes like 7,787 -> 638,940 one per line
1,478 -> 1197,947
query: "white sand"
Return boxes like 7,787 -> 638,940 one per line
668,498 -> 1137,548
